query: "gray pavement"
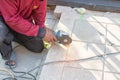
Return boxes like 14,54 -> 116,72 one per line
0,7 -> 120,80
39,6 -> 120,80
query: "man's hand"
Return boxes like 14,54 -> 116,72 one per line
43,28 -> 57,42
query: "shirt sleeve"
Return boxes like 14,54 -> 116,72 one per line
32,0 -> 47,28
0,0 -> 39,37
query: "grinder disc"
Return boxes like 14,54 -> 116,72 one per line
58,35 -> 72,45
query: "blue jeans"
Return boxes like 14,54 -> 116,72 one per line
0,16 -> 44,60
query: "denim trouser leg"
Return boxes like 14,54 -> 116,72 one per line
0,17 -> 14,60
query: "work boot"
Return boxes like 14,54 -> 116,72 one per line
5,51 -> 16,68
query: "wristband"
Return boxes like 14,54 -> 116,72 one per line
37,27 -> 46,39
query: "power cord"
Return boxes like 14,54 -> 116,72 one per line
2,37 -> 120,80
2,49 -> 120,80
2,77 -> 16,80
21,51 -> 120,73
9,66 -> 36,80
0,67 -> 16,80
11,49 -> 120,79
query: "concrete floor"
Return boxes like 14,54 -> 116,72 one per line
0,7 -> 120,80
39,6 -> 120,80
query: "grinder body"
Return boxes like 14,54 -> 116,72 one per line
44,30 -> 72,49
54,30 -> 72,45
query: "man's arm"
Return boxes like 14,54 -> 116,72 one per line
32,0 -> 57,42
0,0 -> 39,37
32,0 -> 47,28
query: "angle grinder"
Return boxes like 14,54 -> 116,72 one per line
54,30 -> 72,45
44,30 -> 72,49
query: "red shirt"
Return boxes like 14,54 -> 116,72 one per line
0,0 -> 46,37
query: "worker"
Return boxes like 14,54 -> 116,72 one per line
0,0 -> 57,68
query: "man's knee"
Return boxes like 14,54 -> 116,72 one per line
23,39 -> 44,53
28,45 -> 44,53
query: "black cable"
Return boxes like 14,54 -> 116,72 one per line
11,38 -> 120,79
10,49 -> 120,80
18,50 -> 120,78
10,66 -> 36,80
2,77 -> 16,80
15,76 -> 33,80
